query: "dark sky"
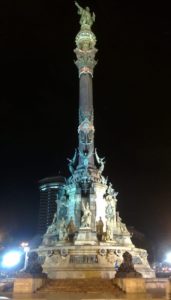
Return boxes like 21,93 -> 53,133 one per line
0,0 -> 171,256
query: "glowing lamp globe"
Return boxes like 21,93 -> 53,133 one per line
165,252 -> 171,264
2,251 -> 22,268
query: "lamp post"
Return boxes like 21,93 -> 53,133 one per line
20,242 -> 30,270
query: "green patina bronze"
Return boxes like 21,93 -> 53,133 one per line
75,1 -> 95,29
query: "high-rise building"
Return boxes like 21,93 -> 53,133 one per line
38,176 -> 66,234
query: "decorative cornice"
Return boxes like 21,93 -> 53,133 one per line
74,47 -> 97,77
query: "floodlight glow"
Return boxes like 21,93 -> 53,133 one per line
2,251 -> 22,268
165,252 -> 171,263
20,242 -> 28,248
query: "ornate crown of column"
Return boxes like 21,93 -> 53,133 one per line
74,2 -> 98,77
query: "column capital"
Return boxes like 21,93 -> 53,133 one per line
74,28 -> 98,77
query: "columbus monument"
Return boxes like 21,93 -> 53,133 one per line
36,3 -> 154,279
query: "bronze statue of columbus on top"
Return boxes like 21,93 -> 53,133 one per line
75,2 -> 95,29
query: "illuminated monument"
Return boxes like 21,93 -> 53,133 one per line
37,3 -> 154,278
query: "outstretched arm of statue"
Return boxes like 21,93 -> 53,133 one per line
75,1 -> 82,13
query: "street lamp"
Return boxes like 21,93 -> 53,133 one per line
20,242 -> 30,270
165,252 -> 171,264
2,251 -> 22,268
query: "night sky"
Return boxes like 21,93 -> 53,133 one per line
0,1 -> 171,257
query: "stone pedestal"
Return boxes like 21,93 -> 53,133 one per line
114,277 -> 146,293
166,279 -> 171,300
74,228 -> 97,245
13,276 -> 46,294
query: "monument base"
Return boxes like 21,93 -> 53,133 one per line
36,244 -> 155,279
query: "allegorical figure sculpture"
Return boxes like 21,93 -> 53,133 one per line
67,149 -> 77,175
67,217 -> 76,242
58,217 -> 67,241
67,217 -> 76,235
46,223 -> 57,235
81,201 -> 92,227
96,217 -> 104,234
106,223 -> 113,241
105,198 -> 115,222
75,2 -> 95,29
96,217 -> 104,241
57,191 -> 68,220
107,183 -> 114,196
95,149 -> 105,174
116,211 -> 129,234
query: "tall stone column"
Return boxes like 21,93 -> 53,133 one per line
74,8 -> 98,170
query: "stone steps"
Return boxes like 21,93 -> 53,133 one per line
39,278 -> 118,293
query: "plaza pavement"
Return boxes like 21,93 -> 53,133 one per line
0,292 -> 166,300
